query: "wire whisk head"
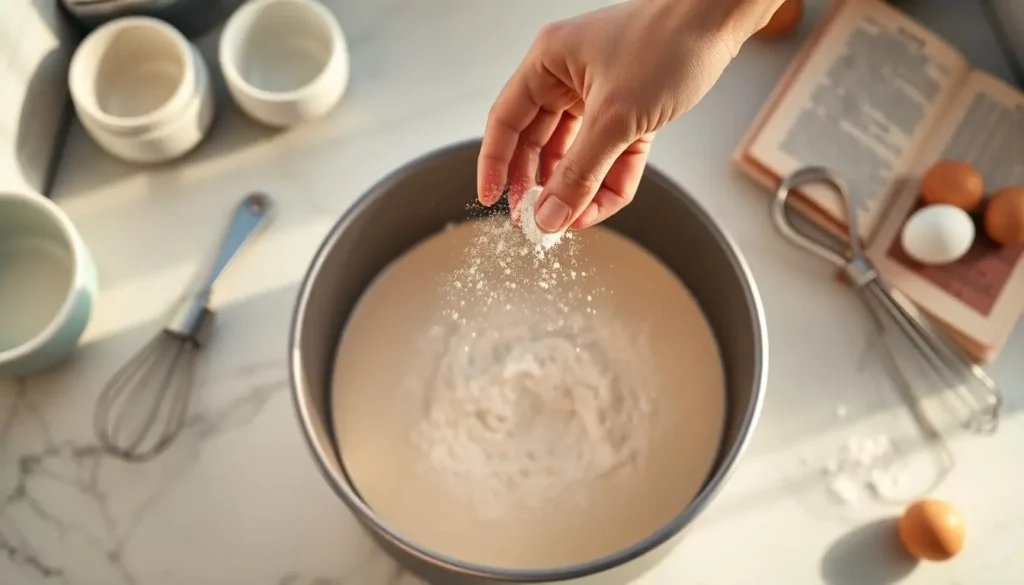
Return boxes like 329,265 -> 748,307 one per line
93,331 -> 198,462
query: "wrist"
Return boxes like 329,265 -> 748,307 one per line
727,0 -> 791,39
653,0 -> 787,51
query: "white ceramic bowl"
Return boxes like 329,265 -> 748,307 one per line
70,15 -> 197,136
0,192 -> 98,377
219,0 -> 349,128
79,47 -> 215,164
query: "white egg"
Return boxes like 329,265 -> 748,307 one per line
900,204 -> 975,266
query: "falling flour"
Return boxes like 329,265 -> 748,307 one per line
439,214 -> 588,329
420,212 -> 649,517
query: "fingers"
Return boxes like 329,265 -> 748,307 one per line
570,133 -> 654,230
477,73 -> 539,206
506,107 -> 563,212
514,106 -> 583,222
539,110 -> 582,185
508,188 -> 526,226
478,50 -> 577,206
534,114 -> 632,233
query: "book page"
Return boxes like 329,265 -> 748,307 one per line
868,71 -> 1024,356
733,0 -> 851,241
742,0 -> 967,239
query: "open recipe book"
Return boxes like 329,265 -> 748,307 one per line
734,0 -> 1024,362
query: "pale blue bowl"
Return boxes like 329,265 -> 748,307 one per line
0,192 -> 98,377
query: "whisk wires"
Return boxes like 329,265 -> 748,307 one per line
93,331 -> 198,462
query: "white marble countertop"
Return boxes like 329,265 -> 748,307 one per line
2,1 -> 1022,584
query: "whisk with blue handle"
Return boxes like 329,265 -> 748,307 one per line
94,193 -> 274,462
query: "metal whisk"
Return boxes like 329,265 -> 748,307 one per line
94,193 -> 273,462
772,167 -> 1003,439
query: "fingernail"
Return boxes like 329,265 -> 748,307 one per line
535,197 -> 569,233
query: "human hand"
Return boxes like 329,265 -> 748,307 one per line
477,0 -> 783,232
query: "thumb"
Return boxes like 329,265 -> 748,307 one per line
535,113 -> 629,233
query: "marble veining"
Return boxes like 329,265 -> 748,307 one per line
1,0 -> 1022,584
0,362 -> 295,584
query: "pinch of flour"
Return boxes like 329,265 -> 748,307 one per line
517,186 -> 566,254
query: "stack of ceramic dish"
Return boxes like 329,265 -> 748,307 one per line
69,16 -> 215,165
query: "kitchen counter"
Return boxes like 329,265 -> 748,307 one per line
2,1 -> 1022,584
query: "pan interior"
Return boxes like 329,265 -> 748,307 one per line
330,215 -> 727,569
291,140 -> 764,581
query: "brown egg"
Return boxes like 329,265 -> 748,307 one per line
758,0 -> 803,38
920,160 -> 985,211
898,499 -> 965,561
984,186 -> 1024,245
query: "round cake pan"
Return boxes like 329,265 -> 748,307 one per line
289,139 -> 768,584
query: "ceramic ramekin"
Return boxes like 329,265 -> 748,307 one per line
78,46 -> 216,164
0,192 -> 98,377
219,0 -> 350,128
69,15 -> 198,136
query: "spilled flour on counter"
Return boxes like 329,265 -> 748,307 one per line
819,433 -> 912,504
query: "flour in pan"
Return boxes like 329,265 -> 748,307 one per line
411,313 -> 656,519
332,218 -> 727,568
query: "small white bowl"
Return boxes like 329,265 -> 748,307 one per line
70,16 -> 197,136
219,0 -> 349,128
80,47 -> 215,164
